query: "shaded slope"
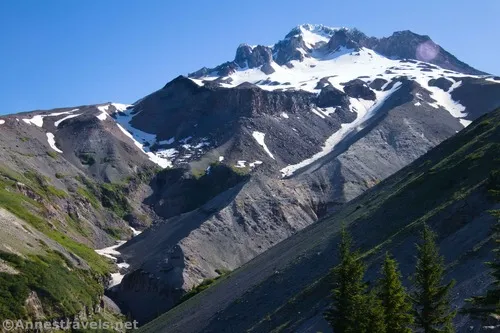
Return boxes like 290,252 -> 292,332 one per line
140,108 -> 500,333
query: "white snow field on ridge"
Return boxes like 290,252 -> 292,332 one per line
75,25 -> 498,174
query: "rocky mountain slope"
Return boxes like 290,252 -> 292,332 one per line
110,25 -> 500,323
0,24 -> 499,325
139,107 -> 500,333
0,103 -> 160,321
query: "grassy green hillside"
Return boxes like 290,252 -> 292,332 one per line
140,108 -> 500,333
0,164 -> 158,323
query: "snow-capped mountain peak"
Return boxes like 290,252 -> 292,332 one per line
284,24 -> 345,46
95,24 -> 499,176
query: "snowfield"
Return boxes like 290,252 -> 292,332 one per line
46,132 -> 63,153
190,30 -> 491,130
95,227 -> 143,288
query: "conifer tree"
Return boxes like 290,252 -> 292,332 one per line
363,290 -> 387,333
325,228 -> 386,333
324,228 -> 368,333
377,252 -> 413,333
412,225 -> 456,333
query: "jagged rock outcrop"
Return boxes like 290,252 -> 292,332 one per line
235,44 -> 273,69
342,79 -> 376,100
326,29 -> 360,51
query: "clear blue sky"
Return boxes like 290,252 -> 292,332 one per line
0,0 -> 498,115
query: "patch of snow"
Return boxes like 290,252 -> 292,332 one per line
422,79 -> 467,119
111,103 -> 131,112
296,24 -> 336,48
235,161 -> 247,168
156,148 -> 178,159
460,119 -> 472,127
22,115 -> 45,127
252,131 -> 275,160
179,136 -> 193,144
95,225 -> 142,288
22,109 -> 80,127
55,114 -> 80,127
414,102 -> 421,106
0,120 -> 4,125
97,105 -> 110,113
130,226 -> 142,236
95,241 -> 126,260
158,137 -> 175,145
109,272 -> 125,287
281,112 -> 289,119
311,108 -> 326,119
46,133 -> 63,153
219,156 -> 225,162
145,152 -> 172,169
485,77 -> 500,84
249,161 -> 263,168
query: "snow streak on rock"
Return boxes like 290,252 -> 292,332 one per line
46,133 -> 63,153
252,131 -> 275,160
281,81 -> 403,177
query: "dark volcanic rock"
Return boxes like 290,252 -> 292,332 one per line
235,44 -> 253,68
314,77 -> 334,90
327,29 -> 360,52
342,79 -> 376,100
316,85 -> 350,108
273,36 -> 307,65
145,165 -> 249,220
384,76 -> 410,91
450,77 -> 500,122
214,61 -> 238,76
428,77 -> 453,91
261,63 -> 275,75
369,78 -> 388,91
235,44 -> 273,69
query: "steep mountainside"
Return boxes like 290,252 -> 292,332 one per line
110,25 -> 500,323
139,108 -> 500,333
0,103 -> 160,321
0,24 -> 499,325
